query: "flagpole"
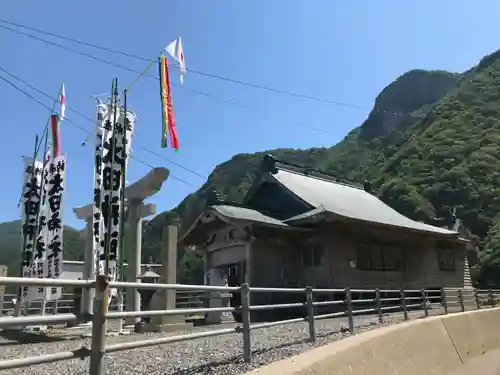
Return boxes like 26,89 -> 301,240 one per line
104,78 -> 118,279
16,82 -> 64,209
116,88 -> 129,334
33,129 -> 50,317
126,58 -> 158,93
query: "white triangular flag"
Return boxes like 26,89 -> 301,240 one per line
60,82 -> 66,120
165,37 -> 186,84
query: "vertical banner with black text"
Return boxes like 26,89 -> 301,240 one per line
20,157 -> 42,302
44,155 -> 66,300
92,102 -> 136,287
31,152 -> 51,301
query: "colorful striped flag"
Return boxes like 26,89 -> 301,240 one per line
159,55 -> 180,151
51,114 -> 60,157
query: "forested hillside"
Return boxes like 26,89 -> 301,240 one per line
4,50 -> 500,286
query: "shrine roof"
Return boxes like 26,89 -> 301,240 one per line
271,167 -> 456,236
211,204 -> 288,227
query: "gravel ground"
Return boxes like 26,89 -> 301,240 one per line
0,306 -> 461,375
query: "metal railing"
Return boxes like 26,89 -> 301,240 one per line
0,290 -> 205,316
0,275 -> 498,375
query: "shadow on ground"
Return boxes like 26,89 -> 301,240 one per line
0,328 -> 75,346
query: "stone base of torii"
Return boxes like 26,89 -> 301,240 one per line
73,167 -> 192,332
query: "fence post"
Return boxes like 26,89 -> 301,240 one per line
345,287 -> 354,332
458,290 -> 465,312
421,289 -> 428,317
375,288 -> 383,324
489,289 -> 495,307
40,298 -> 46,316
441,288 -> 448,314
400,289 -> 408,320
305,286 -> 316,342
52,299 -> 58,315
240,283 -> 252,363
474,288 -> 481,310
89,275 -> 109,375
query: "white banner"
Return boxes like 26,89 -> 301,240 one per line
45,155 -> 66,300
92,102 -> 136,286
20,157 -> 42,302
29,153 -> 52,301
92,102 -> 106,277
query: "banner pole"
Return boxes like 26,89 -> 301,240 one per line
116,88 -> 129,334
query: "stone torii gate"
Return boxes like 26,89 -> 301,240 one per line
74,167 -> 170,319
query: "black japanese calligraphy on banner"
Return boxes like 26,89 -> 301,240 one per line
29,152 -> 52,301
92,102 -> 136,283
92,102 -> 108,277
44,155 -> 66,300
20,157 -> 42,301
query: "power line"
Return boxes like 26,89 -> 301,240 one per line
0,73 -> 88,134
0,70 -> 201,189
0,23 -> 339,137
0,65 -> 208,182
140,147 -> 207,179
0,18 -> 406,117
0,23 -> 252,111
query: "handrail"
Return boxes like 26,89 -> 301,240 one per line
0,275 -> 498,375
0,277 -> 94,288
109,280 -> 239,292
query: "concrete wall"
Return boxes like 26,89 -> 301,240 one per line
244,307 -> 500,375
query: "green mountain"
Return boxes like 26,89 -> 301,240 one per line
145,49 -> 500,288
4,50 -> 500,287
0,220 -> 85,278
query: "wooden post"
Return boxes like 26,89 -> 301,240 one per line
400,289 -> 408,320
345,287 -> 354,332
441,288 -> 448,314
375,288 -> 383,324
241,283 -> 251,362
421,289 -> 429,317
89,275 -> 109,375
474,288 -> 481,310
52,299 -> 58,315
458,290 -> 465,312
305,286 -> 316,342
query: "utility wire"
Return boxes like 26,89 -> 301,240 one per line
0,65 -> 208,182
6,18 -> 500,190
0,23 -> 337,136
0,18 -> 406,117
0,71 -> 201,189
0,23 -> 253,111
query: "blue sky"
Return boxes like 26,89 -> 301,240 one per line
1,1 -> 499,229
